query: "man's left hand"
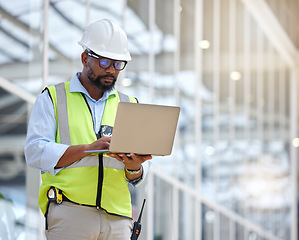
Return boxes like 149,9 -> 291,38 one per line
107,153 -> 152,171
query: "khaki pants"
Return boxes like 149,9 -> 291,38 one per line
46,201 -> 133,240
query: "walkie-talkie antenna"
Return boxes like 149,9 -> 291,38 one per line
137,199 -> 146,223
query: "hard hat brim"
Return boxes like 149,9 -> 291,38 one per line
78,41 -> 132,61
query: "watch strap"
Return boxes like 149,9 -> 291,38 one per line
125,166 -> 142,175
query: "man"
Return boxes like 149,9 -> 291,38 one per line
25,19 -> 152,240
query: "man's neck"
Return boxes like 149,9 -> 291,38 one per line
78,74 -> 104,101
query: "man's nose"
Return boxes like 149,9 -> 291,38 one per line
106,64 -> 115,73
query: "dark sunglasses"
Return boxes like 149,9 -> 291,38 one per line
87,52 -> 127,71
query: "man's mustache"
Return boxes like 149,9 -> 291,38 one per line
97,75 -> 117,82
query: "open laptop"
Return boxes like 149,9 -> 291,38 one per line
84,102 -> 180,156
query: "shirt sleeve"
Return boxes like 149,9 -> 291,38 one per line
24,91 -> 69,175
126,160 -> 152,187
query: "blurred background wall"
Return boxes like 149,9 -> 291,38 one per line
0,0 -> 298,239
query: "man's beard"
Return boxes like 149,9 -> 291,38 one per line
87,69 -> 117,92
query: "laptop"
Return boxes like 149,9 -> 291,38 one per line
84,102 -> 180,156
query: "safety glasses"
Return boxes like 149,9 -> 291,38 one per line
87,52 -> 127,71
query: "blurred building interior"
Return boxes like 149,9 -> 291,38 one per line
0,0 -> 298,239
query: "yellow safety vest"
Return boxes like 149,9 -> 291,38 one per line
38,81 -> 137,218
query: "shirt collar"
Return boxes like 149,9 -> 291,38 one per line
69,72 -> 115,101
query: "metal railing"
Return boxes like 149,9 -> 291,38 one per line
147,166 -> 283,240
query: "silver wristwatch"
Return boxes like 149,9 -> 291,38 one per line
125,167 -> 142,175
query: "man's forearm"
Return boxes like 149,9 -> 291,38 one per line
55,144 -> 90,168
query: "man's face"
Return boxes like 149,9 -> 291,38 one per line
85,53 -> 120,92
86,62 -> 117,92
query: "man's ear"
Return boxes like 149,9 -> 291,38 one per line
81,52 -> 88,66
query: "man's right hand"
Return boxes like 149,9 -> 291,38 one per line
87,136 -> 111,153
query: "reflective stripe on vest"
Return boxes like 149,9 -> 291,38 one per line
62,155 -> 125,170
38,81 -> 137,218
55,83 -> 71,145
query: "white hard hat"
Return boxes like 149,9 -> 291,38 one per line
78,19 -> 131,61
